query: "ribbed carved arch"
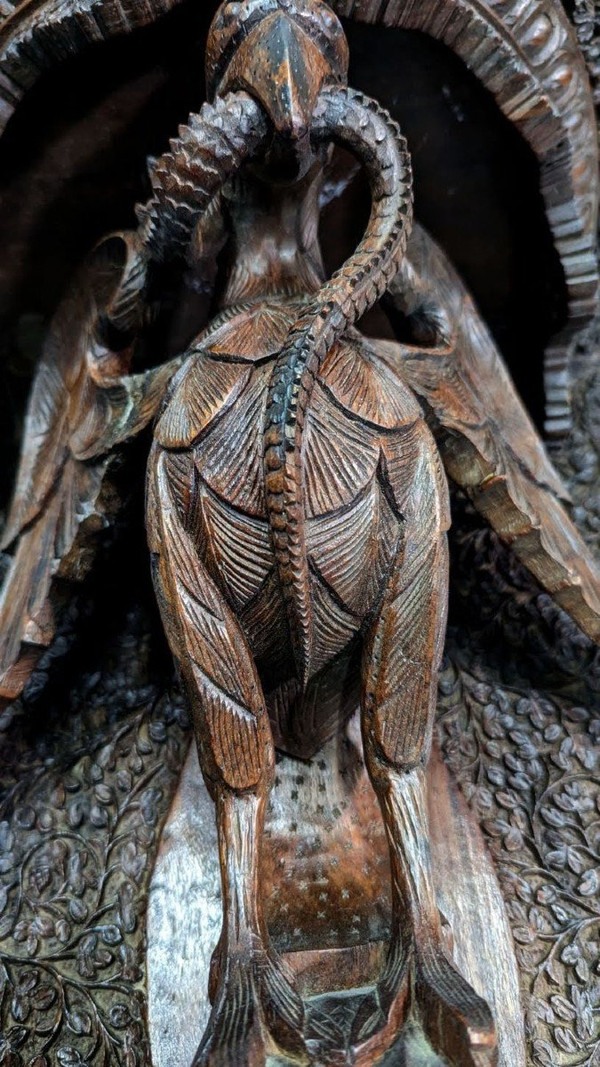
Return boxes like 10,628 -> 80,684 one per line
333,0 -> 598,316
0,0 -> 596,322
0,0 -> 183,128
0,0 -> 597,430
332,0 -> 600,433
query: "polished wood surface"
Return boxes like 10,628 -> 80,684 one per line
147,735 -> 526,1066
0,0 -> 596,438
1,1 -> 600,1065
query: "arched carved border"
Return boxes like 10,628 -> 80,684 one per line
333,0 -> 600,434
0,0 -> 598,431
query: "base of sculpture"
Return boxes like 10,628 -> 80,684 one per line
147,713 -> 525,1066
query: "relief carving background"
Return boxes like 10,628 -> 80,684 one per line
1,2 -> 600,1065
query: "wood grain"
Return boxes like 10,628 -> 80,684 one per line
0,232 -> 177,707
3,1 -> 600,1063
330,0 -> 600,437
147,733 -> 525,1066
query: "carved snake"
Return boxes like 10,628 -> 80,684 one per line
135,80 -> 413,686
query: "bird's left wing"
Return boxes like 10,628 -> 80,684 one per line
376,223 -> 600,643
0,232 -> 180,706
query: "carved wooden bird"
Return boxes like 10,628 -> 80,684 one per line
2,2 -> 600,1065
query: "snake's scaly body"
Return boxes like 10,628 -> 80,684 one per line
264,87 -> 413,685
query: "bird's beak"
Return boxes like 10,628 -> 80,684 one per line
218,11 -> 336,175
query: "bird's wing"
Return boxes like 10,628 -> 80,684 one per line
0,233 -> 179,705
376,223 -> 600,642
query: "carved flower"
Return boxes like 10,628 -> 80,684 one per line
0,1025 -> 28,1067
12,915 -> 55,957
9,969 -> 57,1025
75,934 -> 113,979
66,850 -> 94,899
0,660 -> 187,1063
0,821 -> 16,876
119,842 -> 147,883
56,1047 -> 87,1067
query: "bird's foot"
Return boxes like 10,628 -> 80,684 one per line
416,942 -> 497,1066
194,948 -> 308,1066
349,934 -> 496,1066
348,937 -> 411,1064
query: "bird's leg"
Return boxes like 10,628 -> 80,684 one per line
354,473 -> 496,1065
198,785 -> 307,1067
369,760 -> 496,1066
148,448 -> 307,1067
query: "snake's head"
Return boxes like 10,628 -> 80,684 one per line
207,0 -> 349,180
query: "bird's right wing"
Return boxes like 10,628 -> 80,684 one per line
377,223 -> 600,643
0,233 -> 180,706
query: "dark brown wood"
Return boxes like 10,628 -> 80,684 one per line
0,0 -> 596,438
381,222 -> 600,643
0,232 -> 179,706
2,2 -> 600,1066
330,0 -> 600,438
147,728 -> 527,1066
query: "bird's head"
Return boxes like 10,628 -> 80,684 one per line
206,0 -> 349,180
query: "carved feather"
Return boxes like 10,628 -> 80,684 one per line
302,383 -> 381,517
148,448 -> 270,791
199,485 -> 273,611
307,474 -> 401,618
320,334 -> 423,431
195,364 -> 270,517
0,240 -> 176,705
378,223 -> 600,642
203,304 -> 292,360
154,352 -> 250,450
